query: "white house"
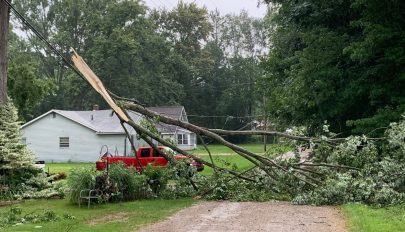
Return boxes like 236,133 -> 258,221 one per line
148,106 -> 197,151
21,106 -> 196,162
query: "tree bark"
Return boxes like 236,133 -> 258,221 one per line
0,0 -> 11,105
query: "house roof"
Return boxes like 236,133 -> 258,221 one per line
22,106 -> 192,135
147,106 -> 184,119
147,106 -> 185,134
22,109 -> 143,134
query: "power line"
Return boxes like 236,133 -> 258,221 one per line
157,0 -> 174,9
148,0 -> 160,9
191,81 -> 257,88
208,0 -> 218,9
187,114 -> 264,119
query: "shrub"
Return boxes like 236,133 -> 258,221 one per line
108,163 -> 151,201
66,167 -> 97,204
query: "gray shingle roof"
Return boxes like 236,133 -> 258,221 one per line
147,106 -> 184,119
147,106 -> 184,134
22,106 -> 190,135
54,110 -> 142,134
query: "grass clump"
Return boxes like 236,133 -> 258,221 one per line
66,167 -> 97,204
343,203 -> 405,232
108,163 -> 150,201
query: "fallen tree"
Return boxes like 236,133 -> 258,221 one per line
70,50 -> 405,206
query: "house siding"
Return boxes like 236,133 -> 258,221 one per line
21,113 -> 145,162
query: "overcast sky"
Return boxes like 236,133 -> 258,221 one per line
142,0 -> 267,18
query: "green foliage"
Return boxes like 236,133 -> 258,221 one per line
0,101 -> 35,173
326,136 -> 378,168
0,206 -> 74,229
108,163 -> 150,201
11,1 -> 267,142
0,198 -> 193,231
66,167 -> 97,204
66,161 -> 199,203
0,101 -> 54,199
202,173 -> 286,202
14,0 -> 186,116
143,161 -> 197,199
292,121 -> 405,206
261,0 -> 405,135
8,30 -> 55,120
343,203 -> 405,232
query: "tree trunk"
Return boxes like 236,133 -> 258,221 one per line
0,0 -> 11,105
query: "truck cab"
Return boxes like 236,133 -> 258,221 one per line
96,146 -> 204,172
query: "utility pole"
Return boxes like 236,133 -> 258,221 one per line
0,0 -> 11,105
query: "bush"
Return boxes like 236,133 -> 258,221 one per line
66,167 -> 97,204
108,163 -> 151,201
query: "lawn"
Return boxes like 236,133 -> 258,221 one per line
45,144 -> 291,176
343,203 -> 405,232
45,163 -> 93,174
0,198 -> 194,232
192,144 -> 291,175
5,143 -> 405,232
189,143 -> 287,155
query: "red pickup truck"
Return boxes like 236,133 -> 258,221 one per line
96,146 -> 204,172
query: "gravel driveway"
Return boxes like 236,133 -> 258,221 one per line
138,201 -> 347,232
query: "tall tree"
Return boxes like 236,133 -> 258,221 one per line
14,0 -> 185,115
152,1 -> 213,115
261,0 -> 405,135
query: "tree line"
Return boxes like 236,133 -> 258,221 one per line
260,0 -> 405,136
8,0 -> 266,143
7,0 -> 405,138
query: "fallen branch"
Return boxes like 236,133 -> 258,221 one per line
195,166 -> 258,199
198,134 -> 218,174
122,101 -> 319,187
292,162 -> 360,171
124,118 -> 256,182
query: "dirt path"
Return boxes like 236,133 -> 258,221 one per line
138,201 -> 347,232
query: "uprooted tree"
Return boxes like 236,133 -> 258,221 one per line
70,50 -> 405,206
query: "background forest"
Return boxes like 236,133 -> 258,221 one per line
8,0 -> 405,139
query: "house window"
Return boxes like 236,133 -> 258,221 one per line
190,134 -> 196,145
59,137 -> 69,148
21,137 -> 27,145
177,134 -> 188,145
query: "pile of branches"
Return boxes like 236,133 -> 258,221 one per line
118,100 -> 405,206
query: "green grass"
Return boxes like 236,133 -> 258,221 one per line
198,154 -> 254,175
45,163 -> 93,174
46,144 -> 291,176
343,203 -> 405,232
0,198 -> 194,232
191,144 -> 291,175
189,143 -> 280,155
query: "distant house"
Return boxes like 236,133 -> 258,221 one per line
148,106 -> 197,151
21,106 -> 196,162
